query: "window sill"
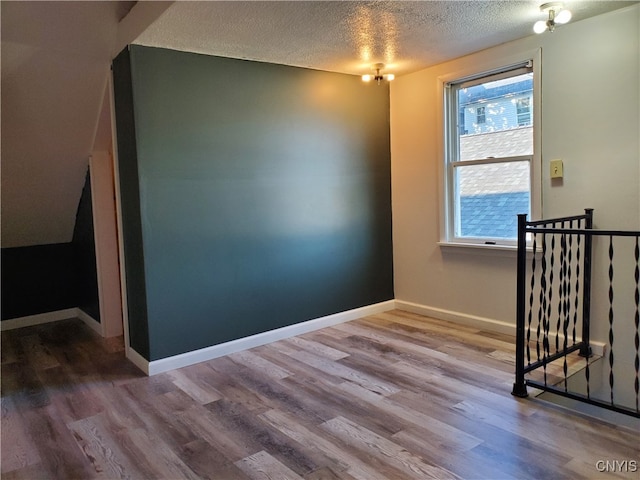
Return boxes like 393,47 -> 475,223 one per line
438,241 -> 538,257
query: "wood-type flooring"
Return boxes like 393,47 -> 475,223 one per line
1,310 -> 638,479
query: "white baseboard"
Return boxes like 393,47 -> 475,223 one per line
394,299 -> 605,356
75,308 -> 103,336
144,300 -> 396,376
126,346 -> 150,375
1,308 -> 79,331
5,299 -> 604,375
2,307 -> 105,335
395,300 -> 515,335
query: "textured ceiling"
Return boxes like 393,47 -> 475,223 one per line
135,1 -> 636,77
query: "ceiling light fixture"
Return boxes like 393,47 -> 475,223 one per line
533,2 -> 572,34
362,63 -> 394,85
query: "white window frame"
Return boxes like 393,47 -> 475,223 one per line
437,49 -> 541,251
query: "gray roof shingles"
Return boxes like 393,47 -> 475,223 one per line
457,126 -> 532,238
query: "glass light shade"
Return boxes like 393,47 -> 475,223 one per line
555,9 -> 572,24
533,20 -> 548,34
385,74 -> 395,81
362,74 -> 372,82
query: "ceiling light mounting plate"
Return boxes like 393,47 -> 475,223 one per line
362,62 -> 394,85
534,1 -> 571,33
539,2 -> 564,13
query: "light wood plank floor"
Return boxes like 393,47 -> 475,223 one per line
2,310 -> 638,479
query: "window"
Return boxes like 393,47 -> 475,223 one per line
516,97 -> 531,126
476,106 -> 486,124
443,60 -> 538,247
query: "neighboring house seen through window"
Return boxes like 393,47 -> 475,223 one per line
443,61 -> 536,245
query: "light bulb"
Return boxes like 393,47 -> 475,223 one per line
362,74 -> 372,82
555,9 -> 571,24
533,20 -> 548,34
385,74 -> 395,81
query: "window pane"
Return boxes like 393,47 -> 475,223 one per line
456,161 -> 530,239
516,97 -> 531,126
457,72 -> 533,161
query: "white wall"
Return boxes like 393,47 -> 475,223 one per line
390,5 -> 640,340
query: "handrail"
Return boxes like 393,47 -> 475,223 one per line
526,227 -> 640,237
526,210 -> 592,226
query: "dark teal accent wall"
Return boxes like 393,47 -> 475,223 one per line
112,47 -> 150,358
1,169 -> 101,322
1,243 -> 77,320
115,45 -> 393,361
72,168 -> 100,321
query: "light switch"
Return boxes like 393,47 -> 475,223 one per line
550,159 -> 563,179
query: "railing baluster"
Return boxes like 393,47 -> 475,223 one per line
608,235 -> 615,405
538,233 -> 547,363
544,231 -> 555,386
557,226 -> 565,353
567,222 -> 574,347
563,228 -> 568,338
527,233 -> 537,367
573,219 -> 581,345
634,236 -> 639,413
584,344 -> 591,399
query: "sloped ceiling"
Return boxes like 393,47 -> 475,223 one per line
0,1 -> 168,248
1,0 -> 635,248
1,1 -> 128,247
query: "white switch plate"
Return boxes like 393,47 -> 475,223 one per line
550,159 -> 563,179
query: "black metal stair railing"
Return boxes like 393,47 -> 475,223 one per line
512,209 -> 640,418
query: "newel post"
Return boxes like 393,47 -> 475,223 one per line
579,208 -> 594,357
512,213 -> 529,398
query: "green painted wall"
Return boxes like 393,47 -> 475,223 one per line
1,169 -> 100,322
114,45 -> 393,361
1,243 -> 77,320
72,168 -> 100,321
112,47 -> 150,359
